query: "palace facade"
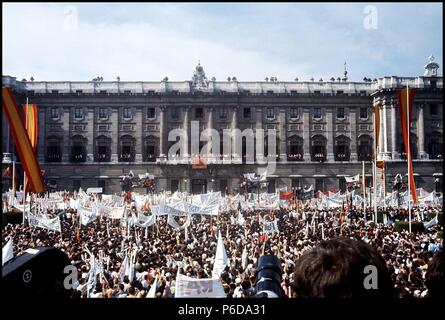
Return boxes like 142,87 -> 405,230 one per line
2,57 -> 443,194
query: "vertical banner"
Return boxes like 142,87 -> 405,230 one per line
397,88 -> 418,203
2,87 -> 46,193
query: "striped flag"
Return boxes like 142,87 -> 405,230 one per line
373,103 -> 381,149
397,88 -> 418,203
22,103 -> 38,150
2,87 -> 46,193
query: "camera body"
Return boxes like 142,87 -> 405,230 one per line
253,254 -> 283,298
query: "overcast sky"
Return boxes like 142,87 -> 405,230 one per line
2,2 -> 443,82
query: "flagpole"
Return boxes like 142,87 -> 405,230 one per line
23,98 -> 29,224
373,99 -> 378,223
362,160 -> 366,212
407,85 -> 412,233
12,160 -> 16,197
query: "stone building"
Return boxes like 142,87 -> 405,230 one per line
2,57 -> 443,194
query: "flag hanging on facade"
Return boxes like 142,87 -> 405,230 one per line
397,88 -> 418,203
22,103 -> 38,150
2,87 -> 46,193
373,103 -> 381,149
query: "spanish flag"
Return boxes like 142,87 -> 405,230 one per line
397,88 -> 417,203
373,103 -> 380,150
22,103 -> 38,150
2,87 -> 46,193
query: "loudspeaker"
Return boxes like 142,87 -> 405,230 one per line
2,247 -> 72,298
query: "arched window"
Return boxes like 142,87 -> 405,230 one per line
358,135 -> 373,161
428,131 -> 443,160
287,135 -> 304,161
335,135 -> 350,161
95,135 -> 111,162
311,135 -> 327,162
144,136 -> 158,162
46,136 -> 62,162
70,135 -> 87,163
119,135 -> 135,162
263,134 -> 280,161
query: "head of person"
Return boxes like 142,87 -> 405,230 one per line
425,251 -> 444,298
292,237 -> 394,298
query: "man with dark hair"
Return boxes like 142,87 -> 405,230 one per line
292,237 -> 394,298
425,251 -> 444,298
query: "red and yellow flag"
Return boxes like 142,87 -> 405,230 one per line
2,87 -> 46,193
22,103 -> 38,150
397,88 -> 417,203
373,103 -> 381,149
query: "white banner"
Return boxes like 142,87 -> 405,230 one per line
78,206 -> 98,226
167,214 -> 192,230
28,213 -> 61,233
175,274 -> 226,298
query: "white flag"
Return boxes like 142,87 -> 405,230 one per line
241,246 -> 248,270
146,276 -> 158,298
2,238 -> 13,266
212,231 -> 228,279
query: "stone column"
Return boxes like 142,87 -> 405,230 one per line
279,107 -> 287,162
390,99 -> 399,159
207,107 -> 214,157
326,107 -> 334,161
231,106 -> 240,162
182,106 -> 190,160
303,108 -> 310,161
349,108 -> 357,161
378,103 -> 384,160
382,99 -> 391,160
85,107 -> 94,162
418,103 -> 427,159
159,106 -> 167,158
110,107 -> 118,163
61,107 -> 70,163
255,107 -> 263,162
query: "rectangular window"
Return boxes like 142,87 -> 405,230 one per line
74,107 -> 83,119
337,107 -> 345,119
195,107 -> 204,119
99,107 -> 108,119
315,178 -> 324,193
98,180 -> 106,192
292,178 -> 301,189
219,108 -> 227,119
339,178 -> 346,193
147,108 -> 155,119
290,107 -> 299,119
171,180 -> 179,193
243,107 -> 251,119
314,107 -> 321,119
266,107 -> 274,119
50,108 -> 59,119
430,104 -> 438,116
360,107 -> 368,119
123,107 -> 132,119
171,108 -> 179,120
220,179 -> 228,193
73,180 -> 81,191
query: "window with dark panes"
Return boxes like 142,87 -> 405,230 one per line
195,108 -> 204,119
147,108 -> 155,119
243,107 -> 251,119
290,107 -> 299,119
266,107 -> 274,119
74,107 -> 83,119
50,108 -> 59,119
123,107 -> 132,119
337,107 -> 345,119
99,107 -> 108,119
360,107 -> 368,119
314,107 -> 321,119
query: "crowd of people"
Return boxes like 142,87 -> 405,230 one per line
2,191 -> 443,298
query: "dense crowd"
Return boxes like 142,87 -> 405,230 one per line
2,191 -> 443,298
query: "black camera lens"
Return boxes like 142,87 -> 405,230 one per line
254,254 -> 283,298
